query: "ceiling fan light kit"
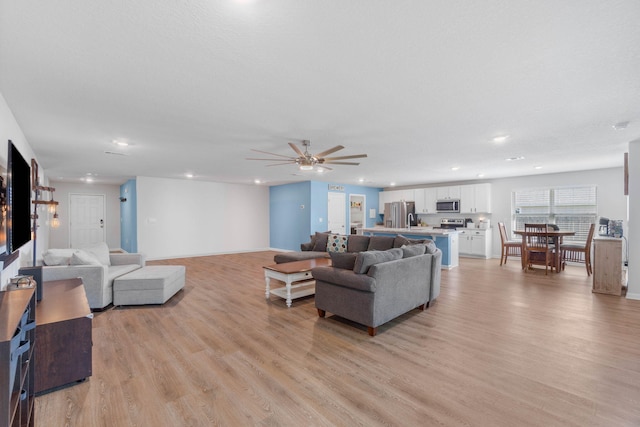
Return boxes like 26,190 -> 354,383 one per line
247,140 -> 367,171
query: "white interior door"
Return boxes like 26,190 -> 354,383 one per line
327,192 -> 346,234
70,194 -> 106,248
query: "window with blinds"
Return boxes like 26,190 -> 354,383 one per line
512,186 -> 597,241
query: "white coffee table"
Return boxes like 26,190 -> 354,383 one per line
263,258 -> 331,307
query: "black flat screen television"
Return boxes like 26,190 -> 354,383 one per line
6,140 -> 32,254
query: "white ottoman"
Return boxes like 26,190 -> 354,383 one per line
113,265 -> 185,306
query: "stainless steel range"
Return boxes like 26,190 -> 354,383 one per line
439,218 -> 465,229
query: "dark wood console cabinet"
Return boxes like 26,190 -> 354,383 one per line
0,287 -> 36,427
35,279 -> 92,395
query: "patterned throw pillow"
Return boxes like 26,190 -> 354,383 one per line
326,234 -> 349,253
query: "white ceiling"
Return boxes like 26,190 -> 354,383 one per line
1,1 -> 639,188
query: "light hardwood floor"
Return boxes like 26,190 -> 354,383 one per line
35,252 -> 640,426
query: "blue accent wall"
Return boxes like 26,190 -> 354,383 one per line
270,182 -> 311,251
270,181 -> 381,250
120,179 -> 137,252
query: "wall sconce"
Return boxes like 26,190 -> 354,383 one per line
50,210 -> 60,229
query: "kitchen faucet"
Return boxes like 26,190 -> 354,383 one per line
407,213 -> 414,230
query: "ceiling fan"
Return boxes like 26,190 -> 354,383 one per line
247,140 -> 367,170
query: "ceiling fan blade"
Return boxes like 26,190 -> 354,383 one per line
246,157 -> 295,161
323,161 -> 360,166
314,145 -> 344,158
265,161 -> 297,167
316,165 -> 333,170
323,154 -> 368,161
250,149 -> 295,159
288,142 -> 305,157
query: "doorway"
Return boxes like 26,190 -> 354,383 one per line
349,194 -> 366,234
69,194 -> 106,248
327,192 -> 346,234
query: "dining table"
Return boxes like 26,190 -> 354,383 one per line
513,229 -> 576,273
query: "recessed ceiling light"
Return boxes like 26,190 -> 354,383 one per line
185,173 -> 194,178
505,156 -> 525,161
492,135 -> 510,143
254,179 -> 261,184
477,173 -> 485,178
85,177 -> 94,183
451,166 -> 460,171
112,139 -> 129,146
534,166 -> 543,170
390,182 -> 396,186
358,178 -> 364,183
316,168 -> 324,173
613,121 -> 630,130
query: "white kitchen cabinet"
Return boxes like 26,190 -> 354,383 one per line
378,191 -> 394,213
400,189 -> 415,201
459,183 -> 492,213
458,228 -> 492,259
436,185 -> 461,200
414,188 -> 437,213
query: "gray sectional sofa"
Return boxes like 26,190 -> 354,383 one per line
273,231 -> 441,336
312,243 -> 442,336
274,232 -> 399,264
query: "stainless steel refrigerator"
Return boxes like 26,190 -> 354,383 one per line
384,201 -> 417,228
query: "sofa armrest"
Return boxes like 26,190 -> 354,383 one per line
312,267 -> 376,292
42,264 -> 108,309
110,252 -> 146,267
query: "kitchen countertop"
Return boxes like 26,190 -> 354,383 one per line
361,227 -> 457,236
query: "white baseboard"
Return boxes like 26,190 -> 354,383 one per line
626,292 -> 640,300
145,247 -> 273,261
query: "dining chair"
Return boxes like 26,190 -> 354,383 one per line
560,223 -> 596,276
498,222 -> 521,265
523,223 -> 554,274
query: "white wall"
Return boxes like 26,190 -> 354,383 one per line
626,140 -> 639,299
136,176 -> 270,260
488,167 -> 627,258
0,92 -> 46,288
47,181 -> 122,251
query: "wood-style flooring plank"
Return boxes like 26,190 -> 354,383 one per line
35,253 -> 640,426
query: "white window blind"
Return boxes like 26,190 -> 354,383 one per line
513,186 -> 597,241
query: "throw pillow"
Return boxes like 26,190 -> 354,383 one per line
367,236 -> 395,251
401,244 -> 426,258
311,232 -> 330,252
70,250 -> 102,266
82,242 -> 111,266
347,234 -> 370,252
424,239 -> 438,254
42,248 -> 76,266
353,248 -> 402,274
329,252 -> 357,270
326,234 -> 348,253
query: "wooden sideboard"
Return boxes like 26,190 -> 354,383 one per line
592,237 -> 624,296
35,278 -> 93,394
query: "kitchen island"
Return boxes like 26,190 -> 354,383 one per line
361,227 -> 459,269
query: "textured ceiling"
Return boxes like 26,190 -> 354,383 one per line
1,1 -> 639,187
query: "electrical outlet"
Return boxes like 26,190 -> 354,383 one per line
319,218 -> 323,222
300,205 -> 305,209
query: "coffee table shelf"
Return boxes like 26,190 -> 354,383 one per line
263,258 -> 331,307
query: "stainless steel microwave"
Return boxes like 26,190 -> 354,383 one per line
436,199 -> 460,213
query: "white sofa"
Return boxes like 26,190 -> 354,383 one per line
41,243 -> 146,310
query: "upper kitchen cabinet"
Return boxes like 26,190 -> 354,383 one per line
414,188 -> 437,213
378,189 -> 416,212
460,183 -> 492,213
378,191 -> 394,213
436,185 -> 461,200
400,189 -> 415,201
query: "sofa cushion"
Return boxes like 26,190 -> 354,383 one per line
347,235 -> 370,252
312,232 -> 331,252
353,248 -> 402,274
424,239 -> 438,254
327,234 -> 348,253
367,236 -> 395,251
70,250 -> 102,266
329,252 -> 357,270
107,264 -> 142,283
401,244 -> 426,258
43,248 -> 76,266
83,242 -> 111,266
